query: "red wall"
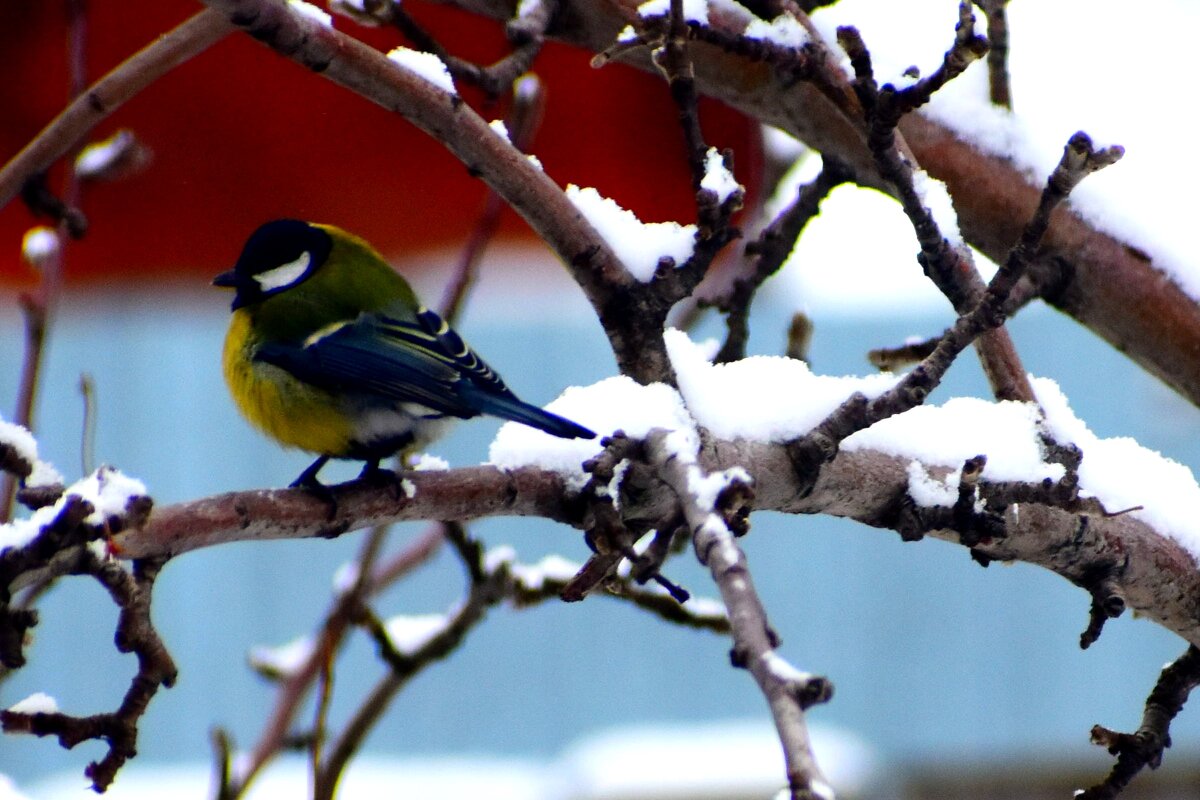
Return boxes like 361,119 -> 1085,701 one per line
1,1 -> 754,288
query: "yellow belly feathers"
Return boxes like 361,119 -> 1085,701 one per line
222,310 -> 354,456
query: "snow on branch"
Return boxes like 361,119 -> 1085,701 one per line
0,426 -> 173,792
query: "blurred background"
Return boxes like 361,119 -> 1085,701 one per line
4,1 -> 1200,798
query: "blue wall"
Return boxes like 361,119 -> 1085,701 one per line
2,284 -> 1198,787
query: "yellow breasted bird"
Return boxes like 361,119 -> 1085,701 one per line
215,219 -> 596,490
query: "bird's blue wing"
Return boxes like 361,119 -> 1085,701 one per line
254,310 -> 495,419
256,307 -> 595,439
410,307 -> 515,397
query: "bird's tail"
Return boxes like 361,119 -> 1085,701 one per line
463,387 -> 595,440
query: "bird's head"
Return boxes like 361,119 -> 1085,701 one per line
213,219 -> 334,310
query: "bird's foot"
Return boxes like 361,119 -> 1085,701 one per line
291,455 -> 338,519
357,460 -> 404,500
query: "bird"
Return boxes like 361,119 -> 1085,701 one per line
214,219 -> 595,493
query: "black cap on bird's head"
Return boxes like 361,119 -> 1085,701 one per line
213,219 -> 334,310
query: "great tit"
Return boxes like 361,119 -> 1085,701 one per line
215,219 -> 596,490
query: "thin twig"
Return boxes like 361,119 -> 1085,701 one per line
438,76 -> 547,323
714,158 -> 850,363
1079,646 -> 1200,799
640,1 -> 744,309
974,0 -> 1012,108
836,8 -> 1039,405
312,524 -> 494,800
3,0 -> 92,522
1,548 -> 177,792
216,524 -> 443,799
364,0 -> 556,99
79,374 -> 96,476
787,132 -> 1122,490
0,10 -> 232,211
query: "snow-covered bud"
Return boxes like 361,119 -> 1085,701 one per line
75,129 -> 152,183
21,226 -> 60,269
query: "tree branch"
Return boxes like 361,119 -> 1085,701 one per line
429,0 -> 1200,408
31,438 -> 1175,655
1080,645 -> 1200,799
646,431 -> 833,799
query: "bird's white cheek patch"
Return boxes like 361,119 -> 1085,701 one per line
255,251 -> 311,292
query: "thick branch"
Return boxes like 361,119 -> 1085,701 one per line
114,465 -> 584,563
34,437 -> 1178,654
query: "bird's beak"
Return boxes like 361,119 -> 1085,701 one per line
212,269 -> 238,288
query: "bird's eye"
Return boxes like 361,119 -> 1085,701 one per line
254,251 -> 312,292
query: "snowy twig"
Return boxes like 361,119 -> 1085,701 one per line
435,0 -> 1200,408
1,554 -> 176,792
2,476 -> 154,652
3,1 -> 92,524
1079,645 -> 1200,799
788,131 -> 1122,493
835,11 -> 1038,406
973,0 -> 1012,108
651,0 -> 708,185
2,232 -> 61,526
645,431 -> 834,800
680,17 -> 824,91
1,11 -> 230,522
346,0 -> 557,98
600,2 -> 746,361
887,2 -> 989,114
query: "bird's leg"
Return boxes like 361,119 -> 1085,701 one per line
292,454 -> 332,489
357,458 -> 382,481
357,458 -> 404,500
291,454 -> 338,519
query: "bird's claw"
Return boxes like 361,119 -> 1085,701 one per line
357,460 -> 404,500
291,455 -> 338,520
